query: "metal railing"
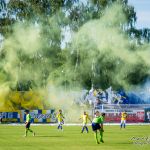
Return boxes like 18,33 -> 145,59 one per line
94,104 -> 150,112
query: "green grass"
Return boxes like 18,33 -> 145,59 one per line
0,125 -> 150,150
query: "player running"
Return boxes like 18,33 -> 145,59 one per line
91,111 -> 104,144
24,110 -> 35,137
56,109 -> 65,131
120,111 -> 127,129
79,111 -> 92,133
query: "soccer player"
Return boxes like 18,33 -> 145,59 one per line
24,110 -> 35,137
56,109 -> 65,131
100,113 -> 105,143
79,111 -> 92,133
91,111 -> 104,144
120,111 -> 127,129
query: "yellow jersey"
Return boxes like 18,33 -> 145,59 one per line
80,114 -> 90,124
121,112 -> 127,121
57,113 -> 64,122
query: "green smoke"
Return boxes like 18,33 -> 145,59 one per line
0,2 -> 150,112
0,14 -> 62,90
1,2 -> 149,92
66,3 -> 150,90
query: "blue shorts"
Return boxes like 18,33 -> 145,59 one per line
92,123 -> 100,131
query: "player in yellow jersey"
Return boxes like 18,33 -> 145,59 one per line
120,111 -> 127,129
79,111 -> 92,133
56,109 -> 65,131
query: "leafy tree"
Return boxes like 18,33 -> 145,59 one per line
0,0 -> 150,92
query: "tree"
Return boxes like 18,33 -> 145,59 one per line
64,0 -> 150,90
0,0 -> 150,92
0,0 -> 74,90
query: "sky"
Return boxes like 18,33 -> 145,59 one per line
128,0 -> 150,28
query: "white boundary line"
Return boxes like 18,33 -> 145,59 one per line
0,123 -> 150,126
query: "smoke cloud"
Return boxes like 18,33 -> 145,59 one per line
70,3 -> 150,90
0,3 -> 150,114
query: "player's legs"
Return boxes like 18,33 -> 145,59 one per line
94,130 -> 99,144
28,128 -> 33,133
25,123 -> 35,137
92,123 -> 100,144
57,123 -> 61,129
81,123 -> 85,133
58,121 -> 64,130
120,120 -> 123,129
123,120 -> 126,128
81,123 -> 88,133
84,123 -> 89,133
85,126 -> 89,133
57,121 -> 62,130
60,124 -> 63,130
100,129 -> 104,143
81,126 -> 85,133
25,122 -> 30,136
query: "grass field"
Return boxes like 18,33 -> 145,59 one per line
0,125 -> 150,150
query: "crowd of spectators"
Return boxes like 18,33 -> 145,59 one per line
84,86 -> 127,107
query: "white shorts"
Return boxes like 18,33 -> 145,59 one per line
58,121 -> 64,125
121,120 -> 126,124
83,123 -> 87,126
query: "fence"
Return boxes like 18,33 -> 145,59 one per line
0,109 -> 56,123
93,104 -> 150,123
0,104 -> 150,123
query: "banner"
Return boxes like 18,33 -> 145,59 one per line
105,112 -> 145,123
22,109 -> 56,123
0,109 -> 56,123
0,112 -> 20,122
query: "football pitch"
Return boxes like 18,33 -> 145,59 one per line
0,125 -> 149,150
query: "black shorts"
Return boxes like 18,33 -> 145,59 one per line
26,122 -> 31,129
92,123 -> 101,131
